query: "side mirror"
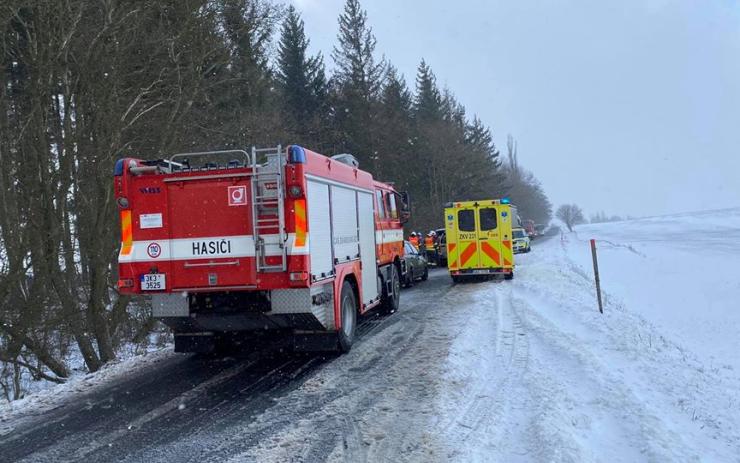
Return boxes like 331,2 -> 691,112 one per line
398,191 -> 411,224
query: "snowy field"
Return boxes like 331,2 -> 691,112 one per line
563,207 -> 740,372
2,208 -> 739,462
492,208 -> 740,461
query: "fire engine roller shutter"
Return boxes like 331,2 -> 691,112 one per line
330,185 -> 360,264
306,180 -> 333,280
357,191 -> 378,304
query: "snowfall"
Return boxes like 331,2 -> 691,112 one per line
1,207 -> 739,462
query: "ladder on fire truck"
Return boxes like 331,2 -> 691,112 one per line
251,145 -> 287,273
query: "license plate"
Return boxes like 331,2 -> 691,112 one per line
141,274 -> 166,291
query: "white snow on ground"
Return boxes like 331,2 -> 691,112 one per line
434,208 -> 740,461
0,347 -> 175,437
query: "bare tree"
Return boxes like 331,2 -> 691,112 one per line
556,204 -> 585,232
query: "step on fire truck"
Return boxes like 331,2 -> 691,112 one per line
114,146 -> 409,353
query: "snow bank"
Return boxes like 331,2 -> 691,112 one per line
434,208 -> 740,460
563,207 -> 740,371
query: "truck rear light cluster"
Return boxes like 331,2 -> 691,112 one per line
290,272 -> 308,281
117,197 -> 129,208
288,185 -> 303,198
118,279 -> 134,289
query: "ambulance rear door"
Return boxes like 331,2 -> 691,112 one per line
452,203 -> 480,271
477,204 -> 504,270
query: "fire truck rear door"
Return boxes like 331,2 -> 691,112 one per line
165,174 -> 256,290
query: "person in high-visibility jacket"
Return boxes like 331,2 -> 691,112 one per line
425,231 -> 437,262
424,233 -> 434,249
409,232 -> 420,247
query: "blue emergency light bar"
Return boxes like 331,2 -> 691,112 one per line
288,145 -> 306,164
501,197 -> 511,204
114,158 -> 126,176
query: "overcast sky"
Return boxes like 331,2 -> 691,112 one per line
290,0 -> 740,218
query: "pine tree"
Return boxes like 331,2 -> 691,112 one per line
332,0 -> 385,98
276,5 -> 328,145
216,0 -> 282,146
376,66 -> 413,181
504,134 -> 552,223
413,60 -> 443,124
331,0 -> 385,167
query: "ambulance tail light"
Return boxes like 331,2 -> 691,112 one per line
288,145 -> 306,164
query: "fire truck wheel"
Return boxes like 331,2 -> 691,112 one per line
338,281 -> 357,352
505,271 -> 514,280
380,264 -> 401,314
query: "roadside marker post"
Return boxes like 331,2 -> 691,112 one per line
590,239 -> 604,314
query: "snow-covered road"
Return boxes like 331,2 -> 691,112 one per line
2,213 -> 740,462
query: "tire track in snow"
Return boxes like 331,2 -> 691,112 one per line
441,285 -> 528,440
508,291 -> 703,462
434,281 -> 579,462
226,272 -> 464,463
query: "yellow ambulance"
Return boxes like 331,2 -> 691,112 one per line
444,199 -> 515,282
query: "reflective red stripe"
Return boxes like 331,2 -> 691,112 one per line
481,241 -> 500,265
459,242 -> 477,266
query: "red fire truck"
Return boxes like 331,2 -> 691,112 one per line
114,146 -> 408,353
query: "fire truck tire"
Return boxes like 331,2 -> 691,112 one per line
338,281 -> 358,352
451,275 -> 461,284
505,271 -> 514,280
380,264 -> 401,314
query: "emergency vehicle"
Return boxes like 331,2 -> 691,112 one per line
114,146 -> 408,353
522,219 -> 536,238
444,199 -> 515,282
